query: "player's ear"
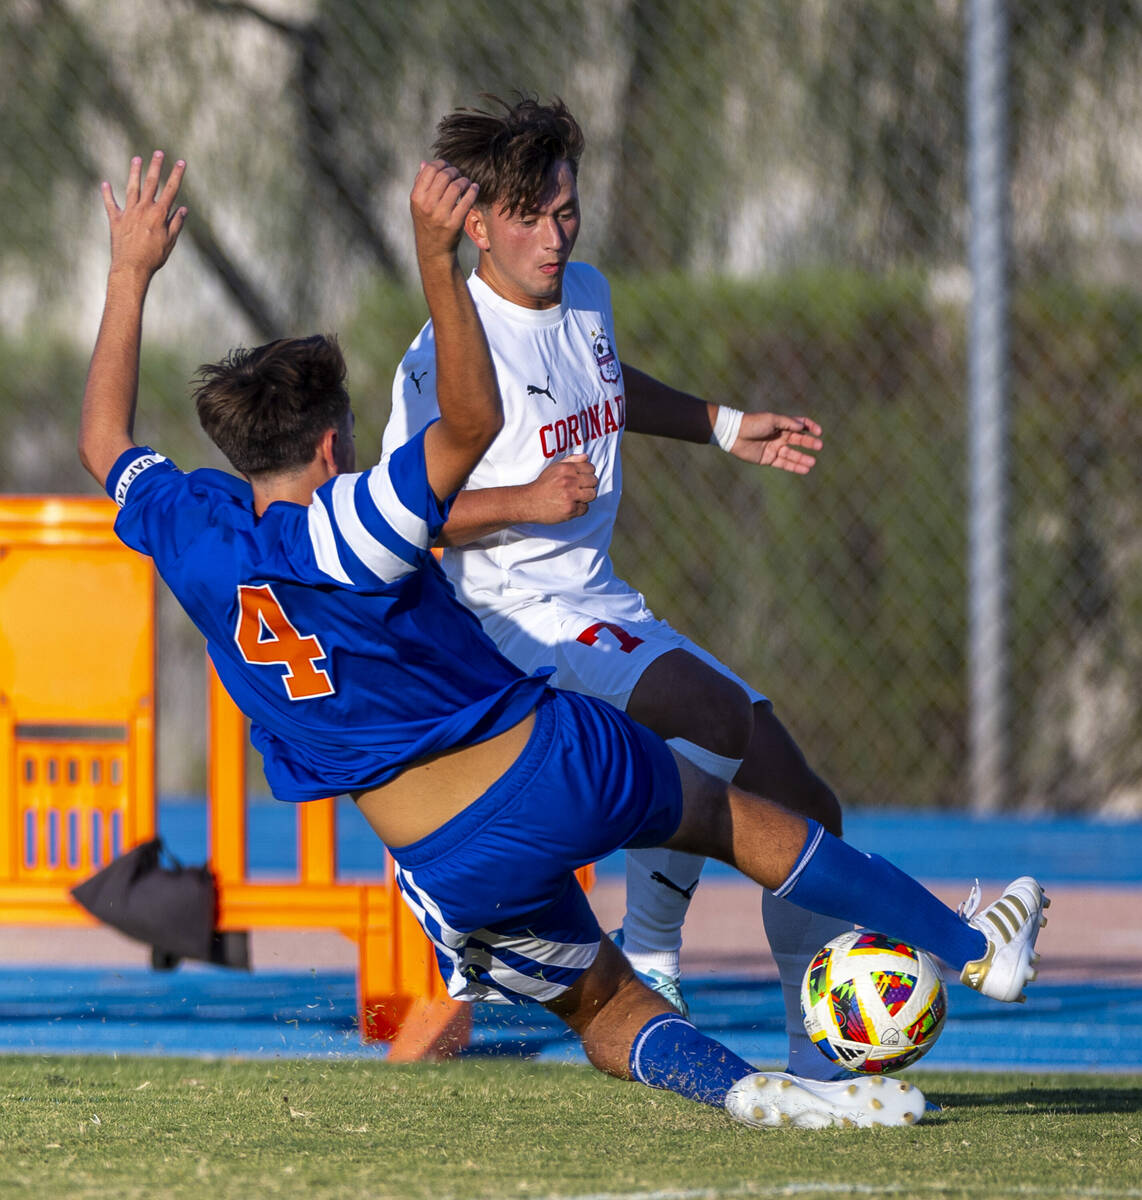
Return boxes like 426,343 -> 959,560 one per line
465,205 -> 490,251
317,427 -> 340,476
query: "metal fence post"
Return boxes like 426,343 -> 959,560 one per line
966,0 -> 1011,812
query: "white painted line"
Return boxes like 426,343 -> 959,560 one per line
551,1184 -> 1142,1200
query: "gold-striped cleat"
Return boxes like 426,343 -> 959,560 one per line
725,1072 -> 928,1130
959,876 -> 1049,1003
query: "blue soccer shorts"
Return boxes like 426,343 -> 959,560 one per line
388,687 -> 683,1005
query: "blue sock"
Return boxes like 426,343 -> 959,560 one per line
629,1012 -> 756,1107
776,821 -> 988,969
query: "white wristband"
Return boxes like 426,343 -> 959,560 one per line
710,406 -> 744,452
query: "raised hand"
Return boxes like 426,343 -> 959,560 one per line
79,151 -> 188,487
102,151 -> 188,278
730,412 -> 823,475
410,158 -> 479,266
412,158 -> 501,503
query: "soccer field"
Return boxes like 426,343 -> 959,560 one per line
2,1056 -> 1139,1200
1,808 -> 1137,1200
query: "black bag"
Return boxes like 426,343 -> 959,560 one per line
71,836 -> 219,964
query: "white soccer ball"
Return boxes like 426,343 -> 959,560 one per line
800,929 -> 948,1074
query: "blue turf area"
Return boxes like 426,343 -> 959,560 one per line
2,966 -> 1139,1073
3,803 -> 1141,1070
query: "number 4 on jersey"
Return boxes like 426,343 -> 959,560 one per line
235,584 -> 334,700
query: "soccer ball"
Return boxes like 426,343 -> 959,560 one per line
800,930 -> 947,1074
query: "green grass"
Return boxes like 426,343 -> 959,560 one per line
1,1056 -> 1139,1200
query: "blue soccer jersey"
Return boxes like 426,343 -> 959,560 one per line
106,428 -> 551,802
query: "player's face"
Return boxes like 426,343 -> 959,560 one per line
467,159 -> 580,309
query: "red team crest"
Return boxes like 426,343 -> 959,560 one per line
592,330 -> 620,383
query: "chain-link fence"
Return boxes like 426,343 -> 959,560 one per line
3,0 -> 1140,813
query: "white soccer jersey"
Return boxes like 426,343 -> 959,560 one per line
384,263 -> 646,625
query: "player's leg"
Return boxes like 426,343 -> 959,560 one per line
375,691 -> 935,1128
389,823 -> 844,1126
736,701 -> 853,1079
665,752 -> 1047,1004
365,694 -> 895,1126
735,701 -> 842,832
627,635 -> 852,1072
626,646 -> 754,755
620,646 -> 753,1008
546,924 -> 927,1128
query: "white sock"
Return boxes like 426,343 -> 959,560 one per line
762,888 -> 853,1081
621,738 -> 742,979
622,847 -> 703,977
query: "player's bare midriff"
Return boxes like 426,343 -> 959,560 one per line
352,710 -> 537,847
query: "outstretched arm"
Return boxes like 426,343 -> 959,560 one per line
434,355 -> 823,543
78,152 -> 188,488
411,160 -> 504,502
621,362 -> 823,475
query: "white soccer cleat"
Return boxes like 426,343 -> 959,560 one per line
958,876 -> 1049,1003
805,1067 -> 944,1114
725,1072 -> 928,1130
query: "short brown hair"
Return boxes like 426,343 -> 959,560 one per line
433,93 -> 584,216
193,334 -> 350,478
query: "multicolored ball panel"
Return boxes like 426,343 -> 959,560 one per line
800,929 -> 948,1075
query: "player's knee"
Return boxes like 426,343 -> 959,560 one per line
627,651 -> 753,759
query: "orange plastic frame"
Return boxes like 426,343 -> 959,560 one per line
0,496 -> 593,1057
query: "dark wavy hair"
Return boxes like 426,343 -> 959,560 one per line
193,334 -> 350,477
433,93 -> 585,216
